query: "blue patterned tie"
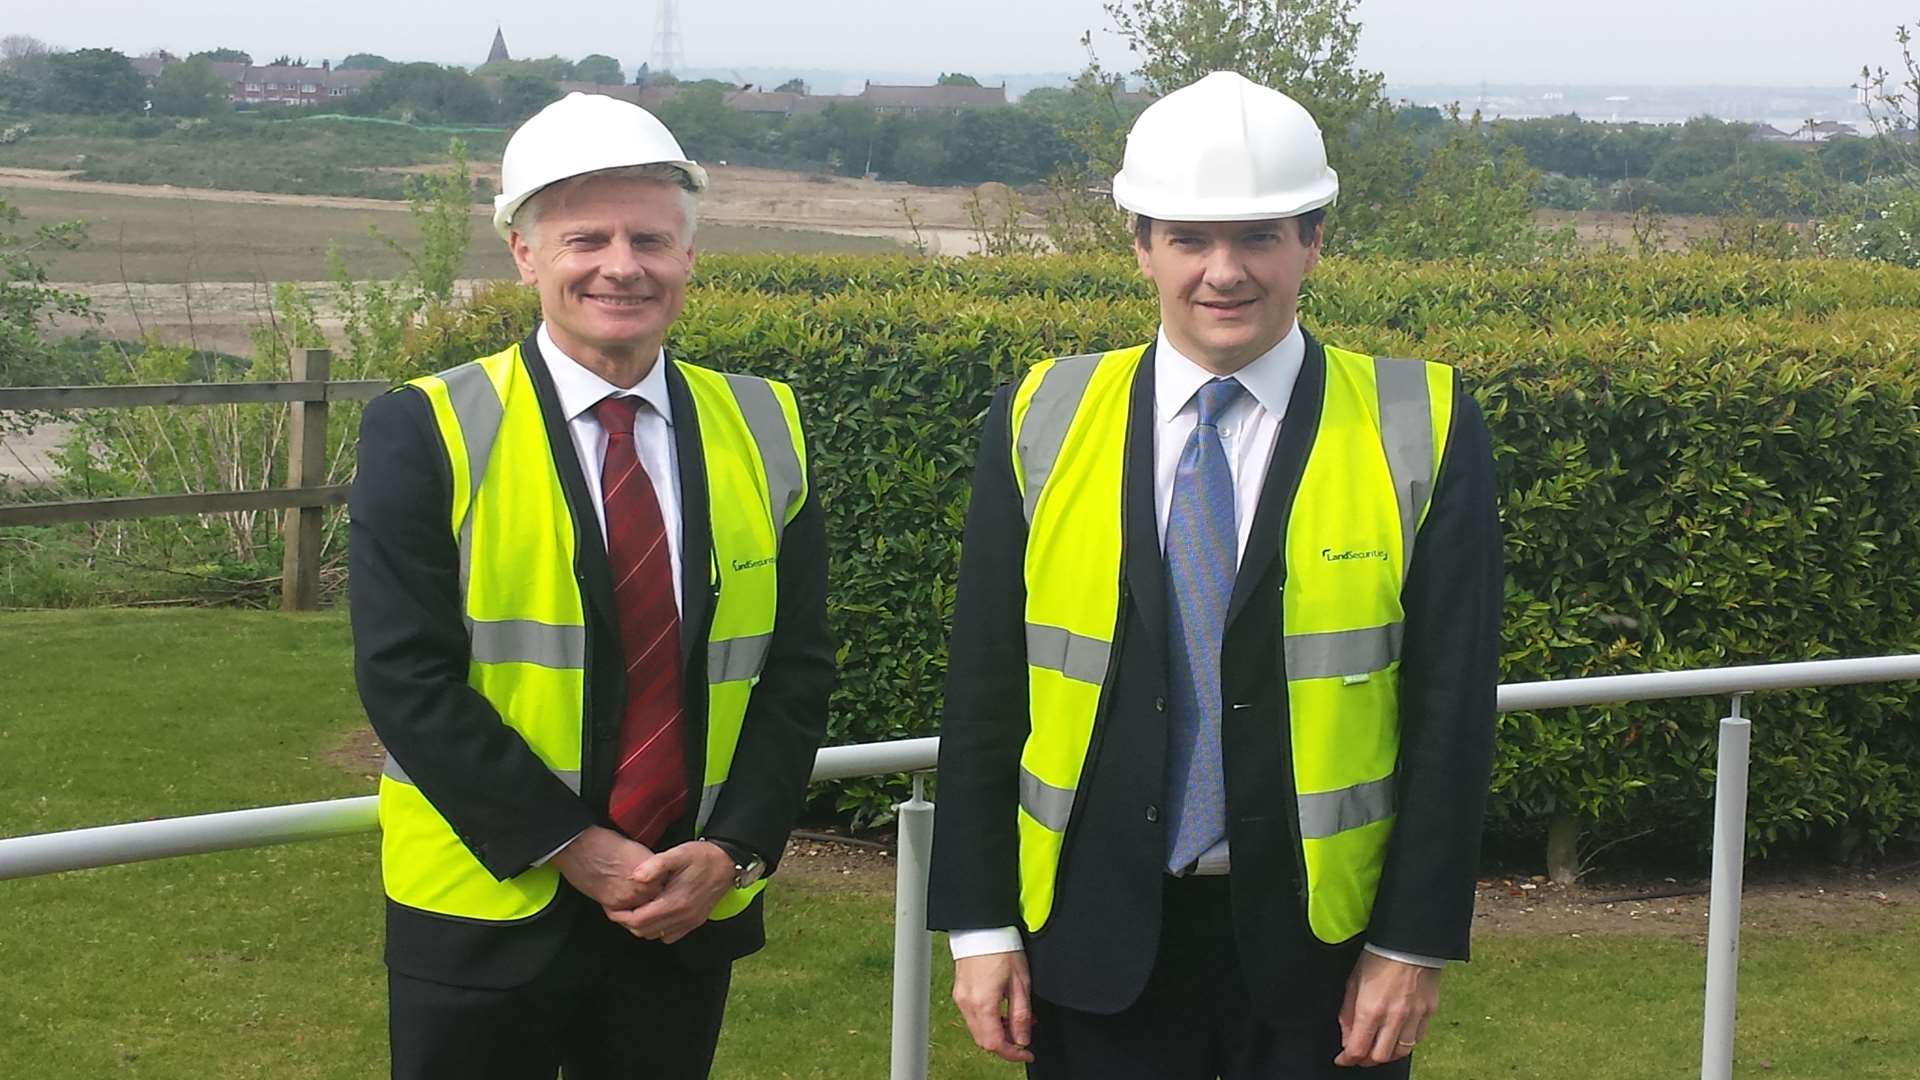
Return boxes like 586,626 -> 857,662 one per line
1165,377 -> 1244,873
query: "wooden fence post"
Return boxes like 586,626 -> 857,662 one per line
281,348 -> 331,611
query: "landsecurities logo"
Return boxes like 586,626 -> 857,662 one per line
1321,547 -> 1388,563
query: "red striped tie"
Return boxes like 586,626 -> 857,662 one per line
592,396 -> 688,848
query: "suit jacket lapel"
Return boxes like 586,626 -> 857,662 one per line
519,329 -> 618,633
1123,342 -> 1168,656
1225,328 -> 1327,631
664,357 -> 712,672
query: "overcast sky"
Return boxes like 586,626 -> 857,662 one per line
5,0 -> 1909,87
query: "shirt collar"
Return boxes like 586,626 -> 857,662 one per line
1153,322 -> 1305,425
536,322 -> 674,427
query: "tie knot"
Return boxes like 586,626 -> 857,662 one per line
1194,378 -> 1243,427
592,395 -> 641,435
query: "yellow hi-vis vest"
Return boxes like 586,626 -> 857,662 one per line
1009,342 -> 1454,943
377,341 -> 807,924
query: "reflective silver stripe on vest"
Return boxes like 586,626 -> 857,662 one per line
696,782 -> 724,831
468,619 -> 587,670
435,361 -> 505,599
1374,358 -> 1436,578
709,633 -> 773,683
1015,353 -> 1104,523
724,373 -> 804,532
1283,623 -> 1404,680
1025,623 -> 1112,685
383,754 -> 581,795
1019,768 -> 1075,832
1298,774 -> 1396,839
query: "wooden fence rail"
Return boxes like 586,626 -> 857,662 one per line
0,349 -> 387,610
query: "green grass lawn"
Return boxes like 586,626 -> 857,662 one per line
2,610 -> 1915,1078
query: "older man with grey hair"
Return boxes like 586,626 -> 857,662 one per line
350,93 -> 834,1080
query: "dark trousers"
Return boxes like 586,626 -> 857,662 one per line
1027,875 -> 1413,1080
389,919 -> 732,1080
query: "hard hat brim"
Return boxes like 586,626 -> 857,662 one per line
1111,171 -> 1339,223
493,160 -> 710,242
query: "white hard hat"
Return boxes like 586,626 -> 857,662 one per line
492,92 -> 710,241
1112,71 -> 1338,222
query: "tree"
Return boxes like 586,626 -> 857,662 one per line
937,72 -> 983,87
498,73 -> 562,124
477,55 -> 576,82
190,47 -> 252,64
42,48 -> 144,115
573,53 -> 623,85
0,34 -> 51,68
356,63 -> 497,124
152,55 -> 229,118
0,35 -> 52,110
1104,0 -> 1382,129
337,53 -> 391,71
267,54 -> 307,68
774,77 -> 809,94
0,196 -> 90,431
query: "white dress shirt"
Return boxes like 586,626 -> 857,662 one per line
531,323 -> 684,867
537,322 -> 683,614
949,326 -> 1443,970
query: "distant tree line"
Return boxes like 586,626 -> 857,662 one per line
1490,114 -> 1911,216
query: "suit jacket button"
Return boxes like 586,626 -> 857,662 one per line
1145,805 -> 1160,823
1154,696 -> 1166,712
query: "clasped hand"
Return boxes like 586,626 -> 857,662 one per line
550,826 -> 736,945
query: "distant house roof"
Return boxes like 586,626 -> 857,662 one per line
860,82 -> 1007,110
724,90 -> 842,116
247,65 -> 328,84
488,27 -> 512,66
128,57 -> 373,93
552,83 -> 685,111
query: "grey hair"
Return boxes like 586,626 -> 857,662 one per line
513,163 -> 701,247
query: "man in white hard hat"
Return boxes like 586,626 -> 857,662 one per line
929,71 -> 1501,1077
350,92 -> 832,1079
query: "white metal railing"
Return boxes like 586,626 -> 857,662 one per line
4,658 -> 1919,1080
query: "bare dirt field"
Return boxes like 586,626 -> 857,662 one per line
0,163 -> 998,286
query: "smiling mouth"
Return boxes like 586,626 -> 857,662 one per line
1198,298 -> 1255,313
586,295 -> 651,307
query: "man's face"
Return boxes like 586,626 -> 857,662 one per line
1135,217 -> 1321,374
509,173 -> 695,359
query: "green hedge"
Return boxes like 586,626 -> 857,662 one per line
384,254 -> 1920,859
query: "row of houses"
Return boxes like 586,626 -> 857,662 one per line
573,80 -> 1014,118
125,54 -> 1016,117
129,57 -> 378,107
1751,120 -> 1862,144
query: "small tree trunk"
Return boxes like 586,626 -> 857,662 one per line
1546,811 -> 1580,885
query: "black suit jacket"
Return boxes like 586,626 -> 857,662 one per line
928,332 -> 1502,1019
350,330 -> 834,989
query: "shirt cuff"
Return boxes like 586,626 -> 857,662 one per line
948,926 -> 1024,960
1364,944 -> 1448,969
533,827 -> 592,868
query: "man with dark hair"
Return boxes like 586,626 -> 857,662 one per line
931,71 -> 1501,1078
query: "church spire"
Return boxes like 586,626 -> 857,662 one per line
486,25 -> 511,65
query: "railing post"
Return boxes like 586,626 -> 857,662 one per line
890,774 -> 934,1080
1701,693 -> 1752,1080
281,347 -> 331,611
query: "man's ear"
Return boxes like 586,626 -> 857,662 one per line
508,229 -> 539,286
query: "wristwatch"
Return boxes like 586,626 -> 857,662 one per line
702,837 -> 766,889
